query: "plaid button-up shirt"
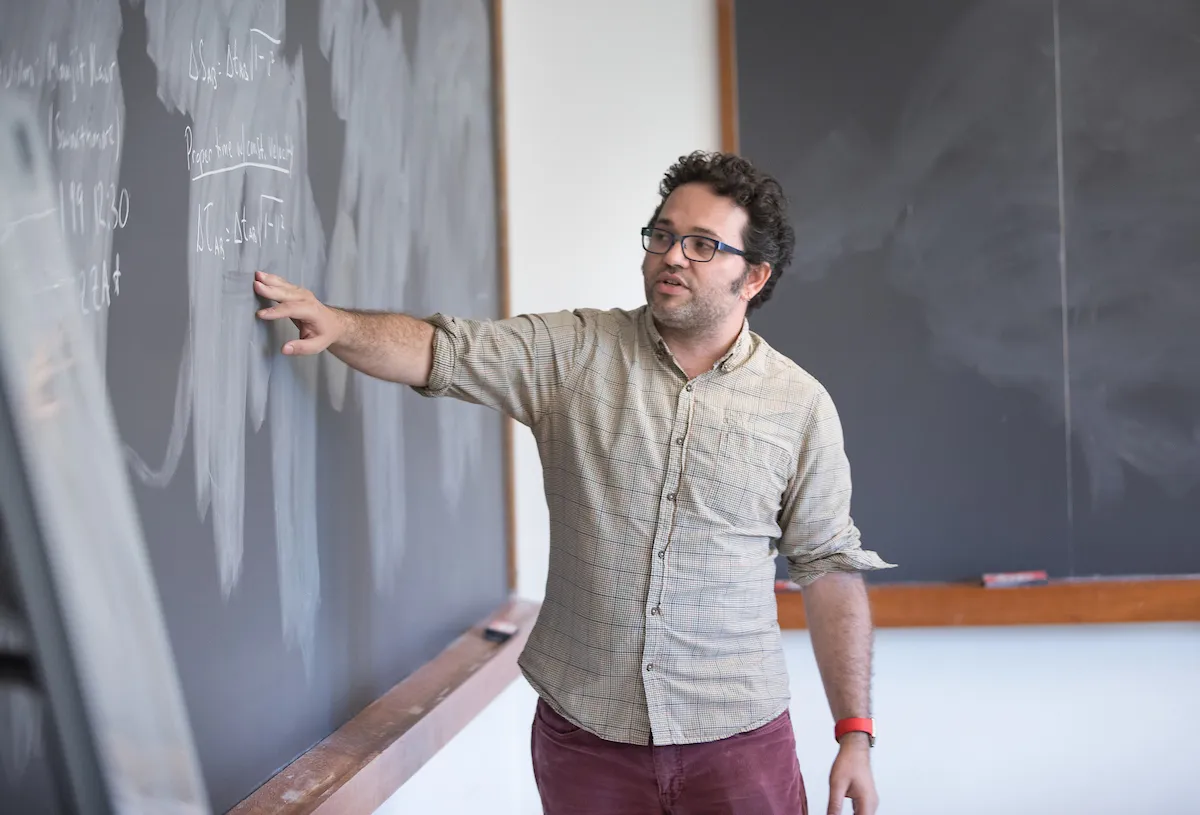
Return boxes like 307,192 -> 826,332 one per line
416,305 -> 894,745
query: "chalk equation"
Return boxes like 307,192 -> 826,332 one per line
188,30 -> 279,90
195,195 -> 286,259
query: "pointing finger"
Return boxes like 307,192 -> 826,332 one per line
254,270 -> 303,293
255,270 -> 290,286
254,278 -> 309,302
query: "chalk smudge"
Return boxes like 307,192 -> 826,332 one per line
411,0 -> 494,507
1,0 -> 496,679
129,0 -> 325,674
320,0 -> 493,589
0,0 -> 126,369
0,90 -> 210,809
782,0 -> 1200,505
0,0 -> 124,779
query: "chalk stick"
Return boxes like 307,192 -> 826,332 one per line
982,570 -> 1049,588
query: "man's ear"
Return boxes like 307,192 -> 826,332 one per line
743,263 -> 771,301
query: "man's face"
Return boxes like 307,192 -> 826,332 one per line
641,182 -> 758,336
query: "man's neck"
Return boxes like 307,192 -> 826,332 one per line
656,317 -> 744,380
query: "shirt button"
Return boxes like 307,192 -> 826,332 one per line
666,492 -> 675,502
675,437 -> 684,446
658,550 -> 666,559
646,664 -> 654,672
685,384 -> 693,392
650,606 -> 661,616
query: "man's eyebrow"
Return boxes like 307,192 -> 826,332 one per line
654,218 -> 722,240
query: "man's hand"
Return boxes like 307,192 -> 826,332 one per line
254,270 -> 435,385
827,734 -> 878,814
254,270 -> 345,356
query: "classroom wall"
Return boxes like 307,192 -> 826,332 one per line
376,1 -> 1200,812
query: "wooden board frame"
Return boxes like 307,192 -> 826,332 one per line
776,579 -> 1200,628
716,0 -> 1200,628
230,599 -> 539,814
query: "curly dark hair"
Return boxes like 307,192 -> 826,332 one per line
649,151 -> 795,312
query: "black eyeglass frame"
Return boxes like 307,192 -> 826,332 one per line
640,226 -> 746,262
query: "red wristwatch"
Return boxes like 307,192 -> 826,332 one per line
834,717 -> 875,747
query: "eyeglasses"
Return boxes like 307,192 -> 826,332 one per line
641,227 -> 745,263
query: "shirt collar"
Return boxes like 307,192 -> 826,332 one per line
640,307 -> 755,374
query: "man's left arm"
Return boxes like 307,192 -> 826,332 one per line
776,387 -> 894,814
802,571 -> 873,727
802,573 -> 877,814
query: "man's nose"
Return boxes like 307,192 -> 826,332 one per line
663,238 -> 689,268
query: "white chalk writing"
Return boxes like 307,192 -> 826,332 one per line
195,195 -> 288,259
184,124 -> 294,180
76,254 -> 122,316
188,35 -> 278,90
56,181 -> 131,237
51,110 -> 120,153
0,43 -> 118,100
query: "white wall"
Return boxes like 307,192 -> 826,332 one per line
378,2 -> 1200,813
502,0 -> 722,602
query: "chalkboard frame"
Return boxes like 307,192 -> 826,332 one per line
715,0 -> 1200,628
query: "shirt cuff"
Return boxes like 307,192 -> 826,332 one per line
411,313 -> 457,398
786,548 -> 896,587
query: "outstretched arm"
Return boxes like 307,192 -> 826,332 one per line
254,271 -> 434,386
253,270 -> 591,427
323,307 -> 433,386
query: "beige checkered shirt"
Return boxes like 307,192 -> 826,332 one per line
416,305 -> 894,745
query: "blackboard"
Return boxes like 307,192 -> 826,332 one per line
731,1 -> 1200,585
0,0 -> 510,811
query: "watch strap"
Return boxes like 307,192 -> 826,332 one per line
834,717 -> 876,747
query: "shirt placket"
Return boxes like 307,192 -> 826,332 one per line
641,374 -> 700,743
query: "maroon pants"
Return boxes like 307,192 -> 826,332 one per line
531,698 -> 808,814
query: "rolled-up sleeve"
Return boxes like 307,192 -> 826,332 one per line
411,309 -> 590,428
777,387 -> 896,585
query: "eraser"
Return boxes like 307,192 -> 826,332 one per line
483,620 -> 518,643
982,570 -> 1049,588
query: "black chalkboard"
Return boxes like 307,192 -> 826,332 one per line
734,1 -> 1200,584
0,0 -> 509,810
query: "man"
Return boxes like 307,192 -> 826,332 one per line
255,151 -> 893,814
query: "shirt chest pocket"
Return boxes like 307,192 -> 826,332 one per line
694,409 -> 795,526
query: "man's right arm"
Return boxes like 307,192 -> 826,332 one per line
254,270 -> 590,426
254,271 -> 434,387
327,307 -> 434,387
